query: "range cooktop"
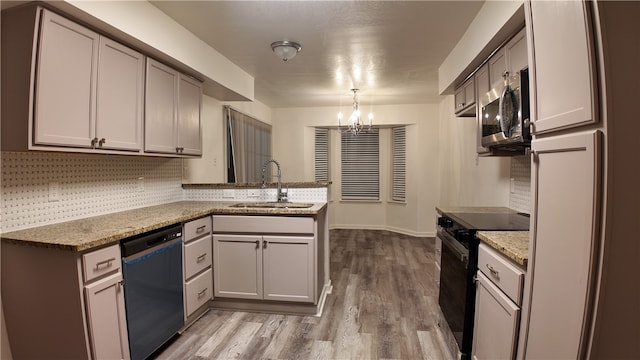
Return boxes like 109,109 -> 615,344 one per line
447,212 -> 530,231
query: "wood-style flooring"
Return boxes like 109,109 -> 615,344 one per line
155,229 -> 452,359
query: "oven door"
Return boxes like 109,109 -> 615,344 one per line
438,229 -> 471,356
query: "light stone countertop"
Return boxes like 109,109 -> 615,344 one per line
476,231 -> 530,267
1,201 -> 327,252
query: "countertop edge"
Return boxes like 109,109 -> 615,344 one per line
476,231 -> 529,268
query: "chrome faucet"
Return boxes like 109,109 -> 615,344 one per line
262,159 -> 287,202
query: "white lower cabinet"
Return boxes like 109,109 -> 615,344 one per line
183,217 -> 213,321
472,243 -> 525,360
1,242 -> 129,359
212,215 -> 317,303
84,272 -> 130,360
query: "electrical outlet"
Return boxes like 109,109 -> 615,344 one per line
510,178 -> 516,193
48,182 -> 60,202
223,189 -> 235,198
248,189 -> 259,198
137,177 -> 145,192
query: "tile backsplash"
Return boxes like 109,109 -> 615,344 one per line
1,152 -> 183,232
509,155 -> 532,214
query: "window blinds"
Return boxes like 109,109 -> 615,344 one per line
341,129 -> 379,200
392,126 -> 406,202
314,128 -> 329,181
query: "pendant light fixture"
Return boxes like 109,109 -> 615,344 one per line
271,40 -> 302,61
338,89 -> 373,135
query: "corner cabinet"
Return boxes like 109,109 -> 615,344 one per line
145,58 -> 202,156
212,215 -> 320,305
1,243 -> 129,359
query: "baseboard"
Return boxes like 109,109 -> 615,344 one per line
329,224 -> 435,238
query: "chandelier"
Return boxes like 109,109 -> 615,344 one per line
337,89 -> 373,135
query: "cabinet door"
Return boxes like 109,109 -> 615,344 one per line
96,37 -> 144,151
84,272 -> 130,360
145,58 -> 178,154
522,130 -> 601,359
506,28 -> 528,74
489,48 -> 507,87
472,272 -> 520,360
34,9 -> 98,148
475,63 -> 491,154
527,0 -> 596,133
213,234 -> 262,299
263,235 -> 315,303
177,75 -> 203,156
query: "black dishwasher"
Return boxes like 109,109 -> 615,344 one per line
121,224 -> 184,360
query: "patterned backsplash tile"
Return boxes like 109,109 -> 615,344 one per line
509,155 -> 532,214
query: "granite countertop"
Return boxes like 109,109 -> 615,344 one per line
476,231 -> 529,267
1,201 -> 327,252
182,181 -> 331,189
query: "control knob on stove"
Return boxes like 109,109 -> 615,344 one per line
437,216 -> 453,228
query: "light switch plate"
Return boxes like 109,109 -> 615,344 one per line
48,182 -> 60,202
223,189 -> 235,198
510,178 -> 515,193
137,177 -> 145,192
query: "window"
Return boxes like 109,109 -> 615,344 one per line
314,128 -> 329,181
341,129 -> 379,200
226,107 -> 271,183
391,127 -> 406,202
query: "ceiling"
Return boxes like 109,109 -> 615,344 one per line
150,1 -> 484,108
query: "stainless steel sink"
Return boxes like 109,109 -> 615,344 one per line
230,202 -> 314,209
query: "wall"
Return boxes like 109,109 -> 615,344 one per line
437,95 -> 513,208
272,104 -> 440,237
0,152 -> 183,233
182,96 -> 272,184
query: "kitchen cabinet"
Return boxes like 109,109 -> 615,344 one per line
472,243 -> 524,360
182,217 -> 213,323
145,58 -> 203,156
212,215 -> 317,303
519,130 -> 601,359
454,78 -> 475,117
488,28 -> 527,88
526,0 -> 597,134
1,7 -> 144,153
475,63 -> 491,154
1,243 -> 129,359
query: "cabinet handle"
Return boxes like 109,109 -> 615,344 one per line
90,137 -> 98,147
457,103 -> 465,108
486,264 -> 499,278
196,253 -> 206,262
197,288 -> 207,298
95,257 -> 116,271
98,138 -> 106,147
263,240 -> 268,249
196,225 -> 207,233
255,240 -> 260,249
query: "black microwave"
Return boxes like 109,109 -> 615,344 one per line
480,68 -> 531,150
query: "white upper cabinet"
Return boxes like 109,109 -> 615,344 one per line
145,59 -> 179,154
96,37 -> 144,151
145,58 -> 203,156
34,9 -> 99,148
177,75 -> 203,156
454,77 -> 476,117
527,0 -> 597,134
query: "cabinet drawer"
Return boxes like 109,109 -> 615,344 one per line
185,268 -> 213,316
478,243 -> 525,305
212,215 -> 314,234
184,235 -> 212,279
184,216 -> 212,242
83,244 -> 121,283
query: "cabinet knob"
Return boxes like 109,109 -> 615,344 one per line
255,240 -> 260,249
263,240 -> 268,249
91,137 -> 98,147
98,138 -> 106,146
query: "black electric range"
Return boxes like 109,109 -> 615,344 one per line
437,210 -> 529,359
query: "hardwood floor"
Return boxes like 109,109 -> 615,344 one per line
155,229 -> 452,359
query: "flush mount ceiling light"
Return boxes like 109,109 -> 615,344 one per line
337,89 -> 373,135
270,40 -> 302,61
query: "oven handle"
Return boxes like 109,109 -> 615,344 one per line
437,229 -> 469,264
